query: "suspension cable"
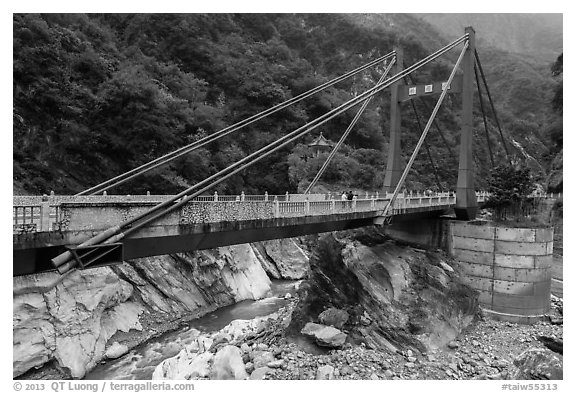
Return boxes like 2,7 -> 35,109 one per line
474,62 -> 495,168
304,57 -> 397,194
76,51 -> 397,196
408,101 -> 443,191
52,34 -> 469,273
380,41 -> 469,219
474,49 -> 510,159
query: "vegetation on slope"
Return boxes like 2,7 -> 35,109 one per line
13,14 -> 561,196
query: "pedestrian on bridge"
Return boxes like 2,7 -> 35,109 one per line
346,190 -> 353,208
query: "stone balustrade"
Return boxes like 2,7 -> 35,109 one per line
12,191 -> 502,234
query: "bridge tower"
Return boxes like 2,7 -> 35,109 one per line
383,46 -> 404,193
454,26 -> 478,220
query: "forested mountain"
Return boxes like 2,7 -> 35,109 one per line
13,13 -> 562,196
414,13 -> 562,62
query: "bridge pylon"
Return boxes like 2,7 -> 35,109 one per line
454,26 -> 478,220
383,47 -> 404,193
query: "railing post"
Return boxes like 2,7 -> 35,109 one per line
214,191 -> 218,202
241,191 -> 245,202
40,194 -> 51,231
274,196 -> 279,218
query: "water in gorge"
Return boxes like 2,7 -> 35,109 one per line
85,280 -> 300,380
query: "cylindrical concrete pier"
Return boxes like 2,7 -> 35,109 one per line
449,221 -> 553,324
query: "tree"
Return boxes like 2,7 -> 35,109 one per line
551,53 -> 563,114
485,163 -> 535,221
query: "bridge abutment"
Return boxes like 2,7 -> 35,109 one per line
382,217 -> 553,324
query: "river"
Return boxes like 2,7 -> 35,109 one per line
85,280 -> 300,380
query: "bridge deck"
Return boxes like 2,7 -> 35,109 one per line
13,192 -> 492,276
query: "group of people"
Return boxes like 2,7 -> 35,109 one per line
340,190 -> 356,207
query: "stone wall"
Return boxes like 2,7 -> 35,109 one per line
56,201 -> 276,231
448,221 -> 553,323
180,202 -> 274,225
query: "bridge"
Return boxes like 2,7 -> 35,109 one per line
14,27 -> 520,278
13,191 -> 490,276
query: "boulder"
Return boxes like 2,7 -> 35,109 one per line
318,308 -> 349,328
316,365 -> 335,380
152,335 -> 214,380
209,345 -> 248,380
512,348 -> 563,380
185,352 -> 214,379
267,359 -> 284,368
250,350 -> 276,369
250,367 -> 271,380
301,322 -> 347,348
104,342 -> 129,359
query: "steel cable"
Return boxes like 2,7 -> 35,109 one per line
77,51 -> 397,196
474,49 -> 510,159
304,57 -> 397,194
474,63 -> 495,167
379,41 -> 469,219
52,34 -> 469,272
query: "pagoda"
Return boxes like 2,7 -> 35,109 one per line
308,132 -> 332,157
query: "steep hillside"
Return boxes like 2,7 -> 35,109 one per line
413,13 -> 562,62
13,14 -> 560,196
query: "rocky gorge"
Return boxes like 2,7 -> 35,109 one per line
149,228 -> 563,381
13,227 -> 563,381
13,238 -> 309,379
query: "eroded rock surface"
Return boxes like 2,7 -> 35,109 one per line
512,348 -> 563,380
13,244 -> 271,378
252,238 -> 309,279
289,228 -> 479,354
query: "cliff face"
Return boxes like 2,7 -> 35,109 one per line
289,228 -> 479,353
251,238 -> 309,280
13,244 -> 272,379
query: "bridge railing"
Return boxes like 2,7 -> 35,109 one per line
13,191 -> 496,233
13,203 -> 61,233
